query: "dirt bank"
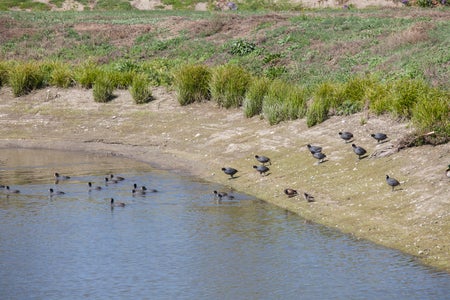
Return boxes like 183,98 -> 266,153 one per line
0,86 -> 449,272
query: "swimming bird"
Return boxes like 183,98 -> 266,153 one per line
312,152 -> 327,164
253,165 -> 270,176
339,131 -> 354,143
371,133 -> 388,143
213,190 -> 235,200
88,182 -> 102,191
352,144 -> 367,159
255,155 -> 271,166
386,175 -> 400,191
110,174 -> 125,181
221,167 -> 238,179
54,172 -> 70,180
5,186 -> 20,194
105,177 -> 119,184
284,188 -> 298,198
303,193 -> 315,202
110,198 -> 125,207
307,144 -> 322,154
49,188 -> 65,195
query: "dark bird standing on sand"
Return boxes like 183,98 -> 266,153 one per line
352,144 -> 367,159
307,144 -> 322,154
110,198 -> 125,207
284,188 -> 298,198
255,155 -> 271,166
313,152 -> 327,164
221,167 -> 238,179
339,131 -> 354,143
303,193 -> 315,202
371,133 -> 388,143
386,175 -> 400,191
253,165 -> 270,176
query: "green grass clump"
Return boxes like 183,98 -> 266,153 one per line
243,77 -> 270,118
93,72 -> 114,103
0,61 -> 12,88
210,64 -> 251,108
9,61 -> 46,97
173,64 -> 211,106
74,62 -> 101,89
106,70 -> 135,89
411,89 -> 450,138
306,82 -> 337,127
262,80 -> 307,125
44,61 -> 74,88
389,78 -> 431,118
130,73 -> 153,104
140,59 -> 175,86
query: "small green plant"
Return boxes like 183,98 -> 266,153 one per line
210,64 -> 251,108
130,73 -> 153,104
9,61 -> 46,97
243,77 -> 270,118
173,64 -> 211,106
93,72 -> 114,103
416,0 -> 433,7
229,39 -> 257,56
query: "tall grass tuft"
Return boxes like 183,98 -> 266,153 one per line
93,72 -> 114,103
45,61 -> 74,88
262,80 -> 307,125
130,73 -> 153,104
306,82 -> 335,127
210,64 -> 251,108
334,76 -> 373,116
173,64 -> 211,106
0,61 -> 11,88
9,61 -> 46,97
389,78 -> 430,118
243,77 -> 270,118
74,61 -> 101,89
411,88 -> 450,138
106,70 -> 135,89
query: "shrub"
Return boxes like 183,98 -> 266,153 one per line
210,64 -> 251,108
173,64 -> 211,106
130,73 -> 153,104
243,77 -> 270,118
262,80 -> 307,125
9,61 -> 46,97
93,72 -> 114,103
411,89 -> 450,138
74,61 -> 101,89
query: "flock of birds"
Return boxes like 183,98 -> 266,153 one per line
1,172 -> 159,208
219,131 -> 410,203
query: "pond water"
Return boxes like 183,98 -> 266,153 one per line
0,149 -> 449,300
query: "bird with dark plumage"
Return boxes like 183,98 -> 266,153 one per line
307,144 -> 322,154
371,133 -> 388,143
339,131 -> 353,143
284,188 -> 298,198
213,190 -> 235,200
255,155 -> 271,166
313,152 -> 327,164
386,175 -> 400,191
110,174 -> 125,181
303,193 -> 315,202
49,188 -> 65,195
5,186 -> 20,194
54,172 -> 70,180
105,177 -> 119,184
110,198 -> 125,207
88,182 -> 102,191
253,165 -> 270,176
352,144 -> 367,159
446,165 -> 450,178
221,167 -> 238,178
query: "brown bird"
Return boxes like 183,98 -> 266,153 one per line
284,189 -> 298,198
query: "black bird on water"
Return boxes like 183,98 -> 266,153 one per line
253,165 -> 270,176
54,172 -> 70,180
284,189 -> 298,198
221,167 -> 238,179
371,133 -> 388,143
49,188 -> 65,195
352,144 -> 367,159
213,190 -> 235,200
307,144 -> 322,154
255,155 -> 271,166
339,132 -> 354,143
110,198 -> 125,207
386,175 -> 400,191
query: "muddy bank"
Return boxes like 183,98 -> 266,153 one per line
0,86 -> 449,272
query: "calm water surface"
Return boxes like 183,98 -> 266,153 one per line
0,149 -> 449,300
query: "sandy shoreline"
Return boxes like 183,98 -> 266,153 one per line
1,86 -> 449,272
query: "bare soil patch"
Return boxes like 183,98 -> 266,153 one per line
0,86 -> 448,272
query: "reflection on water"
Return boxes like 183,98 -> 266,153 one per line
0,149 -> 449,300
